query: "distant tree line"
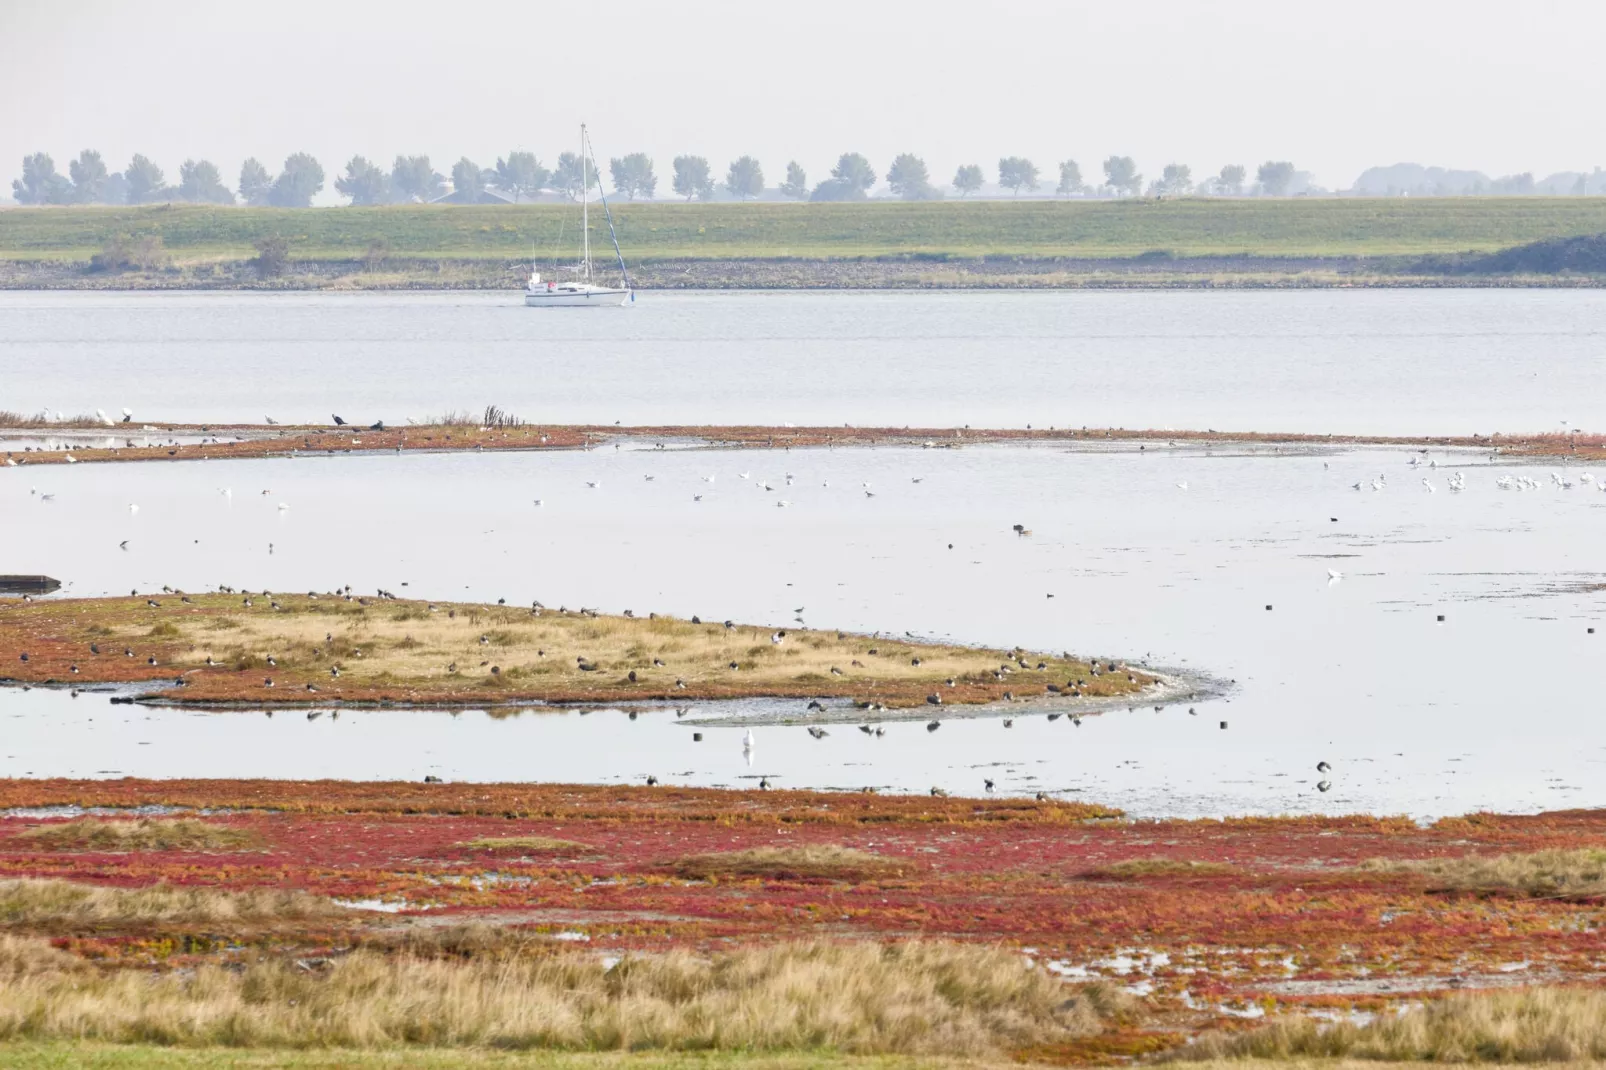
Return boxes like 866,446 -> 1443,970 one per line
21,148 -> 1575,207
11,151 -> 330,207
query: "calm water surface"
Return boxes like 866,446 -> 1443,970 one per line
4,289 -> 1606,434
4,441 -> 1604,818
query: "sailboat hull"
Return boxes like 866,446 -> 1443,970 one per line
523,287 -> 633,307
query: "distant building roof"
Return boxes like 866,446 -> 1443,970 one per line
430,187 -> 517,206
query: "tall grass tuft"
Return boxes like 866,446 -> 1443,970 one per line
0,939 -> 1105,1053
13,819 -> 261,854
0,879 -> 341,925
1362,848 -> 1606,898
1174,988 -> 1606,1062
482,404 -> 524,428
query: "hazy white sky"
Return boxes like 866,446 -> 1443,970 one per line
4,0 -> 1604,200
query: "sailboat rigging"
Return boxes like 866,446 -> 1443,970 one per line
525,124 -> 635,307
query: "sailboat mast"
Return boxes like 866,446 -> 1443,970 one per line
580,124 -> 590,280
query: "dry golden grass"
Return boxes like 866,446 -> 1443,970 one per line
176,599 -> 1069,691
0,879 -> 342,926
11,818 -> 260,853
4,593 -> 1142,705
1175,988 -> 1606,1062
0,1044 -> 1027,1069
672,845 -> 907,882
1361,848 -> 1606,897
0,939 -> 1105,1054
462,836 -> 594,854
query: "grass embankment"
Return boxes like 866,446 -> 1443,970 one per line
6,199 -> 1606,263
0,594 -> 1148,708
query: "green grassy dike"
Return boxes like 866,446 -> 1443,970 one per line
7,197 -> 1606,263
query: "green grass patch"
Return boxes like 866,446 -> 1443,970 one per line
7,199 -> 1606,264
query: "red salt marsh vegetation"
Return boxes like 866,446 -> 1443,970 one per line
6,419 -> 1606,467
0,779 -> 1602,1063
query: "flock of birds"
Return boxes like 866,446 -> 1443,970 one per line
541,466 -> 925,512
9,440 -> 1587,801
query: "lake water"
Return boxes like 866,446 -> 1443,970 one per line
5,439 -> 1605,819
4,289 -> 1606,435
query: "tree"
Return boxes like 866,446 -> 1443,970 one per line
12,153 -> 72,204
952,164 -> 984,197
334,156 -> 389,206
831,152 -> 876,192
780,161 -> 808,200
267,153 -> 323,207
998,156 -> 1039,196
68,150 -> 109,203
1216,164 -> 1246,196
610,153 -> 657,199
812,153 -> 876,202
239,158 -> 273,206
390,156 -> 445,203
725,155 -> 764,199
1153,163 -> 1192,197
671,155 -> 714,201
1102,156 -> 1142,196
1055,160 -> 1084,196
887,153 -> 936,200
450,157 -> 485,201
125,154 -> 168,203
1256,160 -> 1295,196
494,151 -> 548,201
177,159 -> 234,204
554,151 -> 600,201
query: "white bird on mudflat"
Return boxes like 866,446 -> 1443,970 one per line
96,409 -> 114,426
1327,569 -> 1344,581
221,487 -> 232,497
1422,478 -> 1436,493
265,416 -> 279,425
64,454 -> 76,463
702,475 -> 716,483
738,472 -> 750,480
776,499 -> 791,507
277,502 -> 290,511
128,503 -> 139,513
1176,481 -> 1189,491
533,498 -> 543,506
585,481 -> 601,489
742,730 -> 755,750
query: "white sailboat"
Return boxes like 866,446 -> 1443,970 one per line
525,124 -> 634,307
